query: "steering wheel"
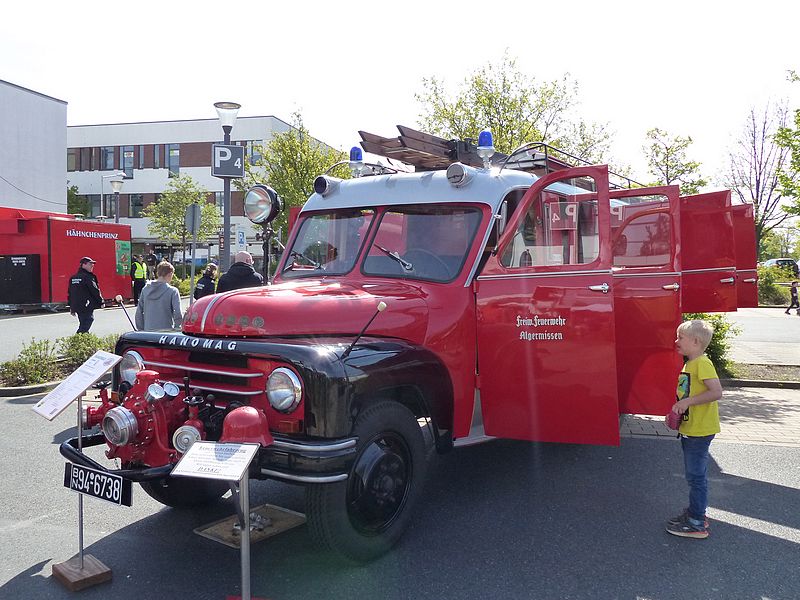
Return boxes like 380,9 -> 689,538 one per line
403,248 -> 452,280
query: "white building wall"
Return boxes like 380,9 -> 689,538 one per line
0,80 -> 67,212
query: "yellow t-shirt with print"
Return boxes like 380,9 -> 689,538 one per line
675,354 -> 720,437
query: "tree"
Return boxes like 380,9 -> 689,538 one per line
233,112 -> 347,235
776,70 -> 800,216
415,53 -> 613,164
760,227 -> 799,260
722,103 -> 791,252
643,128 -> 707,195
142,174 -> 218,263
66,183 -> 89,216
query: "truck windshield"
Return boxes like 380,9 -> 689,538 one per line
362,205 -> 482,282
282,209 -> 374,278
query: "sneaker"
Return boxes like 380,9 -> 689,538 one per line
666,515 -> 709,539
667,509 -> 709,529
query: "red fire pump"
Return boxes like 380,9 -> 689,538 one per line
84,370 -> 273,468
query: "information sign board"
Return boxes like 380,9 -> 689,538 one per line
171,442 -> 259,481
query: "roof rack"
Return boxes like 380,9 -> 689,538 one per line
358,125 -> 643,188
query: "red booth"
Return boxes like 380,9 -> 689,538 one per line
0,207 -> 133,309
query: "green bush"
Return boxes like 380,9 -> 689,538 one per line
173,276 -> 198,297
682,313 -> 740,378
57,333 -> 119,371
0,339 -> 59,386
757,266 -> 790,306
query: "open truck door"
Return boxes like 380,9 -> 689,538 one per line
475,166 -> 620,446
732,203 -> 758,308
679,191 -> 737,313
608,186 -> 683,416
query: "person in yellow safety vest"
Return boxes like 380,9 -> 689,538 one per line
130,255 -> 148,305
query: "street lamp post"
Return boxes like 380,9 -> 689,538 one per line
214,101 -> 241,272
100,171 -> 125,218
110,179 -> 124,223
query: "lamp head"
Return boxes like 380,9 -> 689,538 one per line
214,101 -> 241,128
110,179 -> 124,193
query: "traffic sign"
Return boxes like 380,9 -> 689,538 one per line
212,144 -> 245,178
184,203 -> 202,236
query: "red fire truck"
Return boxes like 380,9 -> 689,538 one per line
62,127 -> 757,562
0,207 -> 133,310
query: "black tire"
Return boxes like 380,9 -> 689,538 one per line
306,401 -> 428,562
140,476 -> 229,508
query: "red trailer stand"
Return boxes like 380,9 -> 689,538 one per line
0,207 -> 132,309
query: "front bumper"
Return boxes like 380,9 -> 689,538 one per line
59,433 -> 358,484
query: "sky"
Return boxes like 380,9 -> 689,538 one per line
2,0 -> 798,185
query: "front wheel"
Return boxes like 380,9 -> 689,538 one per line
306,401 -> 428,562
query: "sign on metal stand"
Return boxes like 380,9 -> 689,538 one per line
32,351 -> 124,591
172,442 -> 262,600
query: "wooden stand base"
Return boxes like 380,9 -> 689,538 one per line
52,554 -> 112,591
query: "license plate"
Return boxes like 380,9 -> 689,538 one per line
64,463 -> 133,507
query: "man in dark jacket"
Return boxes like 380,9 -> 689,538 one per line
68,257 -> 103,333
145,250 -> 158,279
216,252 -> 263,293
130,255 -> 147,305
194,263 -> 218,299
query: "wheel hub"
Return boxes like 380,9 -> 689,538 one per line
348,434 -> 411,533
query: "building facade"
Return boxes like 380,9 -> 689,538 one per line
66,116 -> 294,258
0,80 -> 67,212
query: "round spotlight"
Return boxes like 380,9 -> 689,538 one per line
119,351 -> 145,385
313,175 -> 341,196
267,367 -> 302,413
244,184 -> 283,224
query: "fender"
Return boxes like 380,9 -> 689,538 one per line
341,338 -> 454,453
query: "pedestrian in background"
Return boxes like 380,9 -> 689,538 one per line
145,250 -> 158,280
68,257 -> 103,333
194,263 -> 218,300
135,261 -> 182,331
130,254 -> 147,305
665,319 -> 722,539
785,281 -> 799,315
216,251 -> 263,293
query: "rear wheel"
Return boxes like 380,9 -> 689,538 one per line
306,401 -> 427,562
140,476 -> 229,508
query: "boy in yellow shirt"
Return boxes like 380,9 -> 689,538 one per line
666,319 -> 722,539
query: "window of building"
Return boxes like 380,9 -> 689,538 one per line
154,145 -> 160,169
247,140 -> 263,165
167,144 -> 180,176
122,146 -> 134,178
129,194 -> 144,218
138,145 -> 145,169
214,192 -> 224,212
67,149 -> 77,172
86,195 -> 101,217
101,147 -> 115,170
80,148 -> 91,171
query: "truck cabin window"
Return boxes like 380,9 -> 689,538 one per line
500,176 -> 600,268
283,209 -> 374,278
363,205 -> 483,282
610,195 -> 672,268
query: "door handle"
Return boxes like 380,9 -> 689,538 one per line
743,278 -> 756,283
588,283 -> 609,294
662,283 -> 680,291
720,277 -> 735,284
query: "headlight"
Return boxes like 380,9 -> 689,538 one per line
102,406 -> 138,446
267,367 -> 302,413
119,351 -> 145,385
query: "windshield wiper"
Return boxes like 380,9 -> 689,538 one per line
284,251 -> 324,271
374,244 -> 413,271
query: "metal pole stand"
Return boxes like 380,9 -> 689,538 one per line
51,392 -> 112,591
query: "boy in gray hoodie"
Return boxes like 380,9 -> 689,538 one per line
135,261 -> 182,331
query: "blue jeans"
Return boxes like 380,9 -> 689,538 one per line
681,434 -> 715,521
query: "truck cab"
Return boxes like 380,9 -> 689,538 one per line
62,127 -> 757,562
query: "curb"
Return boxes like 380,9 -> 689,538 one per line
722,378 -> 800,390
0,380 -> 62,398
